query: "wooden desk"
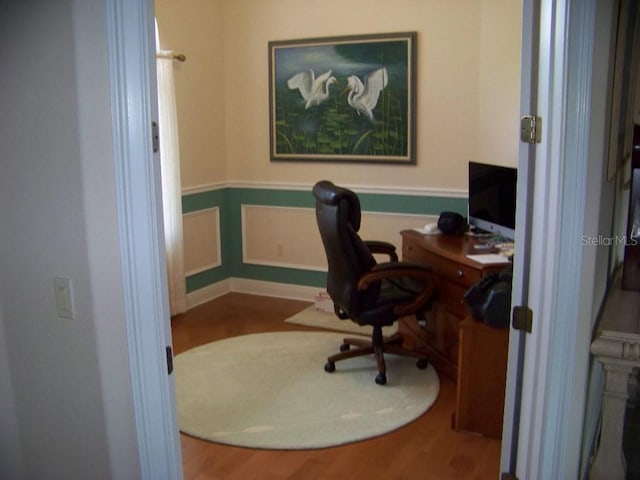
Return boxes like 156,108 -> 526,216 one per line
400,230 -> 510,438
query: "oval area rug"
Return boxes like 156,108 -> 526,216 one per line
174,331 -> 439,449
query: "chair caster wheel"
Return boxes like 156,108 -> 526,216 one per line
339,342 -> 350,352
375,373 -> 387,385
416,359 -> 429,370
324,361 -> 336,373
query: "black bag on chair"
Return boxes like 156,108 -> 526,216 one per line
464,266 -> 513,329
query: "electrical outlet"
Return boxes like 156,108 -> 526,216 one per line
54,277 -> 75,320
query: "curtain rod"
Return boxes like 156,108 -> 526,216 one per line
156,51 -> 186,62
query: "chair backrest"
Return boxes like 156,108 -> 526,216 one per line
312,181 -> 379,318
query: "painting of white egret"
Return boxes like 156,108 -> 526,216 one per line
269,32 -> 416,164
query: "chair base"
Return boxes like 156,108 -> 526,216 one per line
324,332 -> 429,385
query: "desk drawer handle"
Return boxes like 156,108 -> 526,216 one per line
456,270 -> 464,278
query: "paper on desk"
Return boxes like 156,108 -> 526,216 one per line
467,254 -> 510,264
413,225 -> 441,235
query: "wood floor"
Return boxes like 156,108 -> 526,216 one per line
171,292 -> 502,480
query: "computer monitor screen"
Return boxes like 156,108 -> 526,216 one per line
468,161 -> 517,239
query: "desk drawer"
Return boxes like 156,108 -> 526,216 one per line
439,281 -> 470,317
403,243 -> 482,287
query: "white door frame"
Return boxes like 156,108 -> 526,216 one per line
499,0 -> 540,473
106,0 -> 183,478
501,0 -> 597,478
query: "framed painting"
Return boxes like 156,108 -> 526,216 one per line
269,32 -> 417,164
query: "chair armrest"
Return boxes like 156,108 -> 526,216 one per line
359,261 -> 432,285
357,262 -> 435,317
364,240 -> 398,262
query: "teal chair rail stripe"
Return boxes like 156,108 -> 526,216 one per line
357,192 -> 466,215
227,188 -> 316,208
182,189 -> 226,214
182,187 -> 467,215
186,266 -> 230,293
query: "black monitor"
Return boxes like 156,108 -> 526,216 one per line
468,161 -> 517,239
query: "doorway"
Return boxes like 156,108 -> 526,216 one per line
111,1 -> 620,479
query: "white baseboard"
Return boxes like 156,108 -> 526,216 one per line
186,279 -> 231,309
186,278 -> 320,309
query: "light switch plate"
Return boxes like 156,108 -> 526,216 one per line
54,277 -> 75,320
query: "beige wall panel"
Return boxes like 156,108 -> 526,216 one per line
242,205 -> 437,269
242,206 -> 326,270
183,208 -> 221,274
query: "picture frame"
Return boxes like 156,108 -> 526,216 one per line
268,32 -> 417,164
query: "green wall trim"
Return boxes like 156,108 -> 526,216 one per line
186,266 -> 229,292
183,186 -> 468,294
182,186 -> 467,215
227,187 -> 316,208
182,189 -> 225,214
357,192 -> 466,215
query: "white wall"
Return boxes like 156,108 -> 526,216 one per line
0,1 -> 140,478
585,0 -> 621,327
156,0 -> 521,193
221,0 -> 520,189
579,0 -> 632,475
0,304 -> 24,480
155,0 -> 227,188
477,0 -> 522,167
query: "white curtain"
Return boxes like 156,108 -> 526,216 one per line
156,24 -> 187,315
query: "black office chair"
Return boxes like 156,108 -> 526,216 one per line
312,180 -> 436,385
